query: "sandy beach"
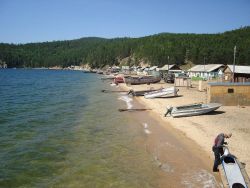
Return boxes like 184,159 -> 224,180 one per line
118,80 -> 250,178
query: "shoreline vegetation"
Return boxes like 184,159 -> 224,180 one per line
116,81 -> 250,179
0,26 -> 250,69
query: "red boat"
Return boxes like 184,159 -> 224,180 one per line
114,76 -> 124,84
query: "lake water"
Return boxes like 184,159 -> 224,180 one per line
0,69 -> 163,188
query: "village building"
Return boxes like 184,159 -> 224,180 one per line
0,61 -> 7,69
223,65 -> 250,82
207,82 -> 250,106
158,64 -> 182,73
187,64 -> 225,79
148,66 -> 160,77
121,66 -> 130,74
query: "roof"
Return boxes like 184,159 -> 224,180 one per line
226,65 -> 250,74
158,64 -> 177,71
188,64 -> 224,72
149,66 -> 158,71
208,82 -> 250,86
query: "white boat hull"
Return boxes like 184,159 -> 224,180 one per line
220,147 -> 249,188
170,103 -> 221,117
144,87 -> 178,99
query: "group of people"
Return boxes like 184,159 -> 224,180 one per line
212,132 -> 232,172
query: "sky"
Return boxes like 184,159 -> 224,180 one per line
0,0 -> 250,44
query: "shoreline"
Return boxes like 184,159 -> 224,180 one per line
118,92 -> 222,187
117,81 -> 250,178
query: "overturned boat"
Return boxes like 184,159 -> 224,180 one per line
165,103 -> 221,117
124,76 -> 161,85
219,146 -> 250,188
144,87 -> 178,99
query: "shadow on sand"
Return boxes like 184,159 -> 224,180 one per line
156,95 -> 183,99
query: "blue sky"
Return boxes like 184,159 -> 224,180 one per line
0,0 -> 250,43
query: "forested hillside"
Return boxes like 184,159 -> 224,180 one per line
0,27 -> 250,68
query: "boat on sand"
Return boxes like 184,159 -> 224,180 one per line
164,103 -> 221,117
124,76 -> 161,85
127,89 -> 157,96
144,87 -> 178,99
219,146 -> 250,188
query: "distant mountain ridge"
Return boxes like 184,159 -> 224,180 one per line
0,26 -> 249,68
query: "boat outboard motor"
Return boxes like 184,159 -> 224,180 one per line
164,106 -> 173,117
127,89 -> 135,96
220,146 -> 249,188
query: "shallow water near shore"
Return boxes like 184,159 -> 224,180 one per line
0,69 -> 221,188
0,69 -> 166,188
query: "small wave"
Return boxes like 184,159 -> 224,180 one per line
181,169 -> 220,188
118,95 -> 133,109
143,123 -> 151,134
153,156 -> 174,173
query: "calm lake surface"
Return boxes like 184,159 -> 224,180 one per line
0,69 -> 163,188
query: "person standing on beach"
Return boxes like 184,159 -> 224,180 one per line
212,133 -> 232,172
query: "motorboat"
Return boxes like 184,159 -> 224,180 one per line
127,89 -> 157,96
165,103 -> 221,117
144,87 -> 178,99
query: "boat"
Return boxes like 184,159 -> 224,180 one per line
165,103 -> 221,117
114,76 -> 125,84
127,89 -> 157,96
144,87 -> 178,99
219,146 -> 250,188
96,70 -> 104,74
101,75 -> 115,80
124,76 -> 161,85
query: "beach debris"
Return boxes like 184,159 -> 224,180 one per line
101,89 -> 128,93
118,108 -> 152,112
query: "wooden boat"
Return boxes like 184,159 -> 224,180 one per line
165,103 -> 221,117
127,89 -> 157,96
124,76 -> 161,85
219,147 -> 250,188
144,87 -> 178,99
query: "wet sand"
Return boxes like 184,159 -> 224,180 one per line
115,80 -> 250,186
118,93 -> 222,187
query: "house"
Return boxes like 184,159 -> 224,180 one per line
158,64 -> 182,73
148,66 -> 159,77
223,65 -> 250,82
158,64 -> 182,78
121,66 -> 130,74
187,64 -> 225,79
137,66 -> 150,76
0,60 -> 7,69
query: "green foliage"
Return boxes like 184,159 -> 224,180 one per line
191,77 -> 204,81
0,27 -> 250,68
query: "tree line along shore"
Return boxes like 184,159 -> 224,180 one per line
0,26 -> 250,69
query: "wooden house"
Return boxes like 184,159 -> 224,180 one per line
188,64 -> 225,79
223,65 -> 250,82
158,64 -> 182,73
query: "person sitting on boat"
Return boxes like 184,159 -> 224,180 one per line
212,133 -> 232,172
